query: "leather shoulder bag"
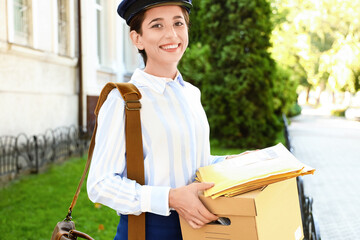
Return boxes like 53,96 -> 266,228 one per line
51,82 -> 145,240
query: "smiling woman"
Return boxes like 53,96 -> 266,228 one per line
86,1 -> 236,240
128,5 -> 190,78
129,5 -> 188,78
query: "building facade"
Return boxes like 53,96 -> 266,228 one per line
0,0 -> 140,136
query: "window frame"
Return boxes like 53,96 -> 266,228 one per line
9,0 -> 33,46
94,0 -> 104,66
57,0 -> 70,56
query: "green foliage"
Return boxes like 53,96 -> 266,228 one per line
272,64 -> 299,115
271,0 -> 360,95
180,0 -> 291,148
0,157 -> 118,240
211,145 -> 246,156
288,103 -> 302,117
331,108 -> 346,117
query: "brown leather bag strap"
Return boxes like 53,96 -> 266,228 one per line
66,82 -> 145,240
115,83 -> 146,240
69,229 -> 95,240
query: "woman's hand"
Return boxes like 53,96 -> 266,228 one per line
169,182 -> 218,229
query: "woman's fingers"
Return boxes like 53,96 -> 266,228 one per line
180,208 -> 208,228
169,182 -> 218,228
194,182 -> 215,191
188,220 -> 201,229
197,201 -> 218,222
176,202 -> 208,225
193,183 -> 218,222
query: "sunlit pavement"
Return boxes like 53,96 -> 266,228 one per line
289,108 -> 360,239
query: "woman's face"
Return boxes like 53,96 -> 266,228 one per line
131,5 -> 188,67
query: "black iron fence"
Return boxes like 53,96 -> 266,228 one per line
0,126 -> 90,179
283,114 -> 321,240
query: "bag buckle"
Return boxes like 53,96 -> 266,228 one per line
125,100 -> 141,111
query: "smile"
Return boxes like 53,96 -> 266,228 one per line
160,44 -> 180,50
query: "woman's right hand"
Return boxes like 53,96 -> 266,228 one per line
169,182 -> 218,229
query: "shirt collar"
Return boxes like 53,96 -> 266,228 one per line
131,68 -> 185,94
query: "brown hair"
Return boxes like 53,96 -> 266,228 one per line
129,7 -> 190,65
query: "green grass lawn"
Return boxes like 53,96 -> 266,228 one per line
0,147 -> 247,240
0,157 -> 118,240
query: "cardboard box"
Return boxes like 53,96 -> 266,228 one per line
180,178 -> 303,240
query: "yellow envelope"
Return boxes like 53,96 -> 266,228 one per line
197,143 -> 315,199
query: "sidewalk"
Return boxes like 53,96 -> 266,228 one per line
289,109 -> 360,239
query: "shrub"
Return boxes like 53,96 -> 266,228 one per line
179,0 -> 290,148
272,64 -> 300,116
288,103 -> 302,117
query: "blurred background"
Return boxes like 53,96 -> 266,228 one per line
0,0 -> 359,143
1,0 -> 359,239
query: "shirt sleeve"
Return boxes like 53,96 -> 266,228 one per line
86,89 -> 171,216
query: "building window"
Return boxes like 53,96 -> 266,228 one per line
58,0 -> 69,56
123,23 -> 143,74
13,0 -> 31,45
95,0 -> 103,65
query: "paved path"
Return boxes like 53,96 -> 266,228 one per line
289,110 -> 360,240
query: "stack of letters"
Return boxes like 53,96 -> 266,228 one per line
197,143 -> 315,199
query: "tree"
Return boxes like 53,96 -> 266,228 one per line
271,0 -> 360,101
179,0 -> 288,148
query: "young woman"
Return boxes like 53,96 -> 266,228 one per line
87,0 -> 234,239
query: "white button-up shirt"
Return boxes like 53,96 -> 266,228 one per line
87,68 -> 225,216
